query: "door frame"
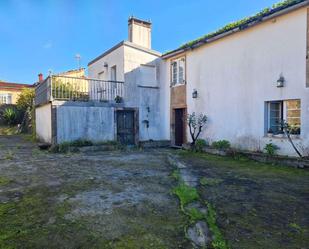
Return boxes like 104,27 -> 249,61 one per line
114,107 -> 139,145
172,107 -> 187,146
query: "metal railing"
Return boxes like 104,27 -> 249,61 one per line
35,75 -> 124,106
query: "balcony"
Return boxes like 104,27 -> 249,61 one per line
35,75 -> 124,106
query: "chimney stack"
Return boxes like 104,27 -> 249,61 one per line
38,73 -> 44,82
128,16 -> 151,49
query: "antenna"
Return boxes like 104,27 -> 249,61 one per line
75,54 -> 81,69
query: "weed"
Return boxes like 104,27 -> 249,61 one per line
212,140 -> 231,150
264,143 -> 279,155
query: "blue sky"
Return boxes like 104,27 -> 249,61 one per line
0,0 -> 280,84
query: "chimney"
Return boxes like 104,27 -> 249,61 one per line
128,16 -> 151,49
38,73 -> 44,83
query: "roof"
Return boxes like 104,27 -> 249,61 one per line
0,81 -> 34,91
88,41 -> 161,66
162,0 -> 308,59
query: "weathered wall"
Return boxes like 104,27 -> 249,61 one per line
180,7 -> 309,156
35,103 -> 52,143
123,45 -> 169,141
56,105 -> 115,143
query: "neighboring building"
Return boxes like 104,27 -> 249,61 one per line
35,0 -> 309,156
0,81 -> 34,104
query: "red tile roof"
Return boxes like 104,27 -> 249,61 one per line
0,81 -> 34,91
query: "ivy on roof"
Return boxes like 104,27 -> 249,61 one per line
166,0 -> 304,53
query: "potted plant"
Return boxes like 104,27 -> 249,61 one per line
115,95 -> 123,103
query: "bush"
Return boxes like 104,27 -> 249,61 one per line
194,139 -> 207,152
212,140 -> 231,150
2,107 -> 19,125
264,143 -> 279,156
16,88 -> 35,111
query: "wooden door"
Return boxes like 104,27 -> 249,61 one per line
117,110 -> 135,145
174,108 -> 185,146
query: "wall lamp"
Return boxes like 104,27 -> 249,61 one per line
192,89 -> 198,99
277,74 -> 285,88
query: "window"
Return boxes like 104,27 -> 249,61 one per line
0,94 -> 12,104
266,99 -> 301,135
171,57 -> 185,86
111,65 -> 117,81
98,71 -> 104,80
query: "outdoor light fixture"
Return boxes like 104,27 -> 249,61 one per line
104,62 -> 108,68
192,89 -> 198,98
277,74 -> 285,88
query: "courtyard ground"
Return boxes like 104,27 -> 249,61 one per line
0,135 -> 308,249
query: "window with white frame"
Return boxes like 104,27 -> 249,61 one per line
0,94 -> 12,104
171,57 -> 185,86
266,99 -> 301,135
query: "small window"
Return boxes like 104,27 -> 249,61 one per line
0,93 -> 12,104
266,99 -> 301,135
98,71 -> 104,80
171,57 -> 185,86
111,65 -> 117,81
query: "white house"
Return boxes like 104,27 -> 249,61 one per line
161,0 -> 309,156
35,0 -> 309,156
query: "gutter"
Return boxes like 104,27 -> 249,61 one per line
162,0 -> 309,59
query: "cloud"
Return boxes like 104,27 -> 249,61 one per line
43,41 -> 53,49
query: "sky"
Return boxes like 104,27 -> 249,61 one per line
0,0 -> 281,84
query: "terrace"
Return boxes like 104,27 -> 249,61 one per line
35,75 -> 124,106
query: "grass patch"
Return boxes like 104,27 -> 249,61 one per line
173,183 -> 199,210
200,177 -> 223,186
0,125 -> 18,135
206,203 -> 229,249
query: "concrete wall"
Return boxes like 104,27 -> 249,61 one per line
56,104 -> 115,143
123,45 -> 169,141
172,7 -> 309,156
35,103 -> 52,143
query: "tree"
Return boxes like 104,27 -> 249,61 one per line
16,88 -> 35,111
281,120 -> 302,158
187,112 -> 207,146
16,88 -> 35,133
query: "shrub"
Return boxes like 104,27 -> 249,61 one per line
2,107 -> 18,125
194,139 -> 207,152
264,143 -> 279,156
212,140 -> 231,150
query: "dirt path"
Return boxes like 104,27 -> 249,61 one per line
0,136 -> 191,249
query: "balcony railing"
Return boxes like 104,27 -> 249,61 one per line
35,75 -> 124,106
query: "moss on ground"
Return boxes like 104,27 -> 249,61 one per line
172,183 -> 199,210
206,203 -> 229,249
